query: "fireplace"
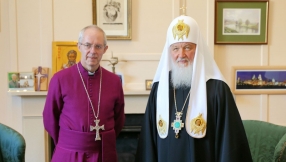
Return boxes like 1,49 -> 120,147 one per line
116,114 -> 144,162
49,114 -> 144,162
13,89 -> 148,161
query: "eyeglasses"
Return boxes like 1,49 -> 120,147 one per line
80,43 -> 105,50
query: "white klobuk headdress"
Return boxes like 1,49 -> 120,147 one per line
154,15 -> 226,138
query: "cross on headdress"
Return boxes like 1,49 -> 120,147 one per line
180,5 -> 187,15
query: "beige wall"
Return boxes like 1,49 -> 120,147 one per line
1,0 -> 286,132
214,0 -> 286,125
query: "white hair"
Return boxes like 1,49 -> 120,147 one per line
78,25 -> 107,46
170,58 -> 193,89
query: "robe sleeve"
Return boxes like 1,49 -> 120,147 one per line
135,82 -> 159,162
114,80 -> 125,137
210,80 -> 252,162
42,74 -> 63,145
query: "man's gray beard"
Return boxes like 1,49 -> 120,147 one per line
171,58 -> 193,89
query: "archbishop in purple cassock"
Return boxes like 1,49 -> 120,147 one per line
43,25 -> 125,162
43,63 -> 125,162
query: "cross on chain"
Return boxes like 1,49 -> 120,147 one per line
35,66 -> 48,91
90,119 -> 105,141
171,112 -> 184,138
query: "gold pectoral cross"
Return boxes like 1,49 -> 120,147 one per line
90,119 -> 105,141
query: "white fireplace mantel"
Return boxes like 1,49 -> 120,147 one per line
9,89 -> 150,96
9,90 -> 149,162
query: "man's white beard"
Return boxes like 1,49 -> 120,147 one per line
171,58 -> 193,89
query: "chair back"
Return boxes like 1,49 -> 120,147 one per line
243,120 -> 286,162
0,123 -> 26,162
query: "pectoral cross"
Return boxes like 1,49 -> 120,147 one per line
171,112 -> 184,138
90,119 -> 105,141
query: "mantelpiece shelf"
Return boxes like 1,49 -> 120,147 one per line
8,90 -> 150,96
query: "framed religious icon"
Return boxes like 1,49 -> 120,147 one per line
33,66 -> 49,91
52,41 -> 81,75
92,0 -> 132,40
215,0 -> 269,44
232,66 -> 286,94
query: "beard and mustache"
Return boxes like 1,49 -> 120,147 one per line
170,58 -> 193,89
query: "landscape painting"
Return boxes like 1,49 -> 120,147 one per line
233,66 -> 286,94
223,9 -> 261,35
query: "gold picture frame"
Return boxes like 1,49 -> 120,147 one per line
92,0 -> 132,40
145,80 -> 153,90
52,41 -> 81,75
232,66 -> 286,94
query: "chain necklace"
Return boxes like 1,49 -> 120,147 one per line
171,88 -> 190,138
77,64 -> 104,141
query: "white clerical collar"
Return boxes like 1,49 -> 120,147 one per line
88,71 -> 95,76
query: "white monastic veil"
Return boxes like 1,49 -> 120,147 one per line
153,15 -> 226,138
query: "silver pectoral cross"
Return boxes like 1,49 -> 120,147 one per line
90,119 -> 105,141
171,112 -> 184,138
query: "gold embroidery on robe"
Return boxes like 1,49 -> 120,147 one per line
158,115 -> 167,135
190,113 -> 206,134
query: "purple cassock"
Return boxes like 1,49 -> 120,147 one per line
43,62 -> 125,162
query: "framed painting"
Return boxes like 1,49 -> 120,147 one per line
92,0 -> 132,40
232,66 -> 286,94
215,0 -> 269,44
52,41 -> 81,75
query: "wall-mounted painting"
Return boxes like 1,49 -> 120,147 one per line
92,0 -> 132,40
215,0 -> 269,44
232,66 -> 286,94
52,41 -> 81,75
